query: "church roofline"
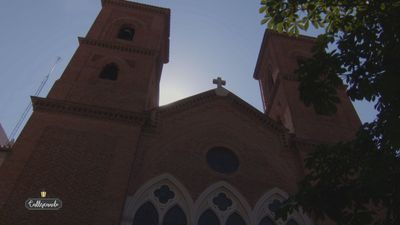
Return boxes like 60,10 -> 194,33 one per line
253,29 -> 317,80
157,89 -> 289,135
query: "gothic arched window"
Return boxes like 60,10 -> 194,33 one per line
198,209 -> 220,225
117,26 -> 135,41
132,202 -> 158,225
162,205 -> 187,225
99,63 -> 118,81
259,216 -> 276,225
226,212 -> 246,225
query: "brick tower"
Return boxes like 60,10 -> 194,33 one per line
0,1 -> 170,224
253,30 -> 361,144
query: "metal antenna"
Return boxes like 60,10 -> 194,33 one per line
8,57 -> 62,142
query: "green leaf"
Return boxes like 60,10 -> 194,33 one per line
261,17 -> 269,25
267,17 -> 275,28
277,22 -> 283,32
380,3 -> 385,10
304,19 -> 309,30
259,6 -> 267,13
312,19 -> 319,29
294,25 -> 299,34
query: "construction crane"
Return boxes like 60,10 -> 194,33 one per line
8,57 -> 62,142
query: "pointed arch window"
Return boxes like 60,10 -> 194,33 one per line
162,205 -> 187,225
117,26 -> 135,41
226,212 -> 246,225
132,202 -> 158,225
198,209 -> 220,225
99,63 -> 118,81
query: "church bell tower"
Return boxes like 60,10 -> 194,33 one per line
253,30 -> 361,144
0,1 -> 170,224
48,0 -> 170,112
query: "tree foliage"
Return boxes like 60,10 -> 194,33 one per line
260,0 -> 400,224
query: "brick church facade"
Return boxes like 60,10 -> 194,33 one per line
0,1 -> 360,225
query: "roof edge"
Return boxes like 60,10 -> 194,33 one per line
158,89 -> 288,134
253,29 -> 317,80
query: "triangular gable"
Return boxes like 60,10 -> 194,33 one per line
154,88 -> 289,146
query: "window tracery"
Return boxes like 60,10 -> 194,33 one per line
121,174 -> 192,225
254,188 -> 307,225
122,175 -> 311,225
194,182 -> 251,225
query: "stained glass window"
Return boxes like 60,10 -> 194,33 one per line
226,212 -> 246,225
162,205 -> 187,225
132,202 -> 158,225
198,209 -> 220,225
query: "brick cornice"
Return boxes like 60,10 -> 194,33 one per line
31,96 -> 148,125
78,37 -> 158,57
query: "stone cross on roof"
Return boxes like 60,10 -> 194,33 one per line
213,77 -> 226,89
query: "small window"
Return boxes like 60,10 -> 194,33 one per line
99,63 -> 118,81
206,147 -> 239,174
117,27 -> 135,41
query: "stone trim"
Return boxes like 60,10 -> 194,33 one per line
121,173 -> 193,225
78,37 -> 158,57
31,96 -> 148,125
122,174 -> 312,225
194,181 -> 253,225
254,188 -> 313,225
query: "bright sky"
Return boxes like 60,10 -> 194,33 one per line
0,0 -> 377,140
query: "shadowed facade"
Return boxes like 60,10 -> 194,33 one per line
0,1 -> 360,225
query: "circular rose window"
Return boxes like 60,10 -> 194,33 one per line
206,147 -> 239,174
